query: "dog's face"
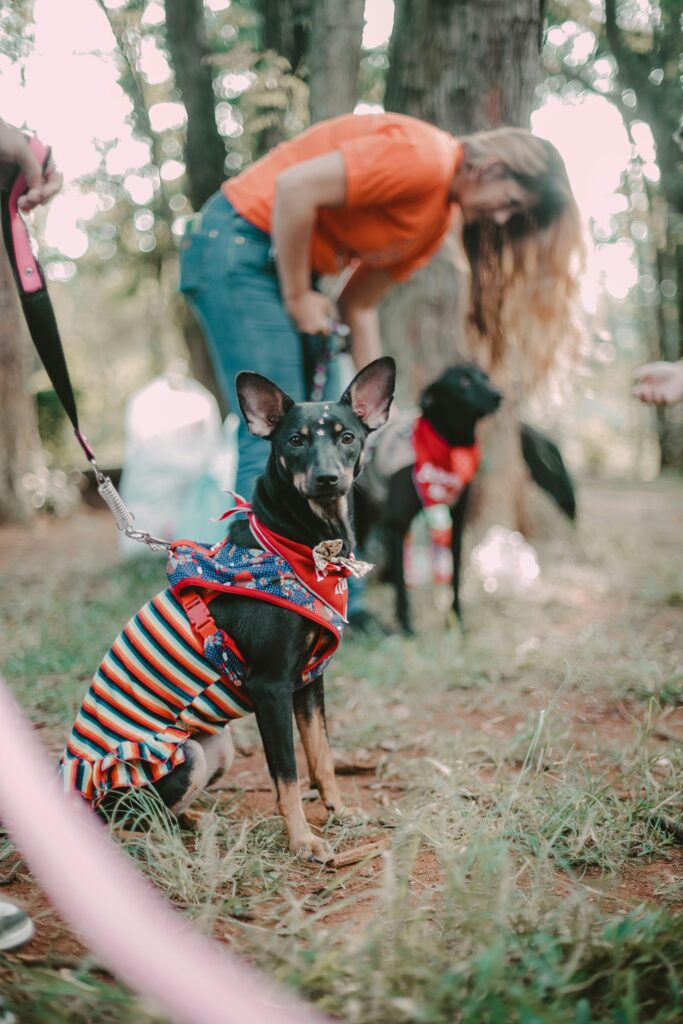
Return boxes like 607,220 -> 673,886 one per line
236,357 -> 396,502
421,364 -> 502,443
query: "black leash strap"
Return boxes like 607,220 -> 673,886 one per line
0,137 -> 169,551
0,140 -> 96,463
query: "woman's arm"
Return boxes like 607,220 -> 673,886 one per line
337,266 -> 394,368
272,151 -> 347,335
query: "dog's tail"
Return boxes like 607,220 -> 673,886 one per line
520,423 -> 576,521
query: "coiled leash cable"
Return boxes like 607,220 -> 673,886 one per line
0,137 -> 170,553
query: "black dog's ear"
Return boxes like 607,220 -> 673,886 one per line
340,356 -> 395,431
236,372 -> 295,439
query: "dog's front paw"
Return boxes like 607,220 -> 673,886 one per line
292,833 -> 332,863
327,803 -> 368,826
176,809 -> 217,832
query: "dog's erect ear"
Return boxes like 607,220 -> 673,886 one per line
236,372 -> 295,439
340,356 -> 395,431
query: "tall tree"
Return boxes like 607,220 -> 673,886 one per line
255,0 -> 364,126
307,0 -> 364,123
0,1 -> 40,523
546,0 -> 682,469
605,0 -> 683,469
386,0 -> 544,129
383,0 -> 555,532
0,248 -> 39,524
256,0 -> 311,76
165,0 -> 227,211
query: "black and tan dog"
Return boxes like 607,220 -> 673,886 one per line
60,357 -> 395,862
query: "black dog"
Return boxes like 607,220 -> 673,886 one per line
355,364 -> 501,635
61,357 -> 395,862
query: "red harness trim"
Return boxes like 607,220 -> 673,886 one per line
179,591 -> 217,641
176,499 -> 349,676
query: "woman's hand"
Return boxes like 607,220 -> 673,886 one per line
0,120 -> 62,209
285,290 -> 332,335
632,360 -> 683,406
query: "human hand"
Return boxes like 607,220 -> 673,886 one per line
632,360 -> 683,406
285,290 -> 332,335
0,120 -> 62,210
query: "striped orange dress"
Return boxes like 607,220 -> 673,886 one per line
58,588 -> 253,806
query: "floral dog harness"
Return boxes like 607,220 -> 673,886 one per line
59,500 -> 371,806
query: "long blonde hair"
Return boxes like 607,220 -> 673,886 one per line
459,128 -> 586,390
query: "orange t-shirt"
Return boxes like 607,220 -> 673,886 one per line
223,112 -> 462,283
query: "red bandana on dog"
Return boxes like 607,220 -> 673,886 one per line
218,494 -> 372,621
412,417 -> 480,507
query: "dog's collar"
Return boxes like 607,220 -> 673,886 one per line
412,417 -> 480,507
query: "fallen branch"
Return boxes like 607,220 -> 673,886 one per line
327,841 -> 388,869
333,757 -> 380,775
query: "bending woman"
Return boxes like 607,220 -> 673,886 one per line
179,111 -> 582,499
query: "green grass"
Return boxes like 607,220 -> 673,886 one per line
1,480 -> 682,1022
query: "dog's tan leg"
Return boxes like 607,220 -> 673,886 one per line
276,780 -> 330,861
294,699 -> 344,814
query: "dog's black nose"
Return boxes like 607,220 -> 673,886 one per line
316,474 -> 339,487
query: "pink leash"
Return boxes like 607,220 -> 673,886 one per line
0,671 -> 328,1024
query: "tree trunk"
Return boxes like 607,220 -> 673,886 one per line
0,245 -> 39,524
602,0 -> 682,470
385,0 -> 543,132
308,0 -> 364,123
254,0 -> 312,151
383,0 -> 546,532
101,0 -> 225,409
165,0 -> 226,212
654,210 -> 683,470
257,0 -> 311,76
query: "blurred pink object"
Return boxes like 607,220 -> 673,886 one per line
0,672 -> 326,1024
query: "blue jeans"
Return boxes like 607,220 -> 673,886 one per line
179,192 -> 365,617
179,191 -> 341,499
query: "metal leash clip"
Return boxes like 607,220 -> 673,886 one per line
93,462 -> 170,553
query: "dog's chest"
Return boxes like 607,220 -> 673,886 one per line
168,539 -> 345,687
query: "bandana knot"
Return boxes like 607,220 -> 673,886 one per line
312,539 -> 374,591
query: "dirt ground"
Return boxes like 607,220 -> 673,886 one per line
1,477 -> 682,970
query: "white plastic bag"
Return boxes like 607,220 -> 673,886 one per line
118,371 -> 237,558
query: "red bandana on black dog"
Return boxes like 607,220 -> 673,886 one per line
412,417 -> 480,507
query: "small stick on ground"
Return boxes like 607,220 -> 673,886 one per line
327,841 -> 388,869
